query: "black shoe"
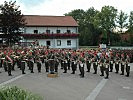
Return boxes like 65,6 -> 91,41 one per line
115,72 -> 118,74
71,72 -> 74,74
63,72 -> 67,73
22,72 -> 26,74
80,76 -> 84,78
8,74 -> 12,76
125,75 -> 129,77
93,72 -> 96,74
50,72 -> 55,74
100,74 -> 104,76
120,73 -> 124,75
109,70 -> 112,72
105,77 -> 108,79
31,71 -> 34,73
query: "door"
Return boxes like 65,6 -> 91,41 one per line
46,41 -> 51,46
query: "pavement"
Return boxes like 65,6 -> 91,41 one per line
0,63 -> 133,100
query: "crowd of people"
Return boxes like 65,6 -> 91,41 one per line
0,46 -> 132,79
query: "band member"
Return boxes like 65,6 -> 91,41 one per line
67,57 -> 71,70
71,58 -> 77,74
36,57 -> 42,73
92,55 -> 98,74
109,56 -> 114,72
29,58 -> 34,73
99,56 -> 105,76
6,55 -> 13,76
125,55 -> 130,77
115,54 -> 120,73
48,54 -> 55,74
60,57 -> 64,69
104,56 -> 109,79
44,56 -> 49,72
21,57 -> 26,74
3,58 -> 7,72
63,58 -> 68,73
55,57 -> 59,72
86,57 -> 91,72
79,57 -> 85,78
120,55 -> 125,75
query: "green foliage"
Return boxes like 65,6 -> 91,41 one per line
128,11 -> 133,33
65,5 -> 133,46
0,86 -> 43,100
116,10 -> 128,33
0,1 -> 25,45
65,7 -> 101,46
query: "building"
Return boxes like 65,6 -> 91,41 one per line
21,15 -> 79,49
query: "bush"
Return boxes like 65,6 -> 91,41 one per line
0,86 -> 43,100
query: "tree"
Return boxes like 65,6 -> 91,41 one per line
128,11 -> 133,32
93,6 -> 117,45
0,1 -> 25,45
65,8 -> 101,46
116,10 -> 128,33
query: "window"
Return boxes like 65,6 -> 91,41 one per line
34,30 -> 38,34
67,40 -> 71,46
67,30 -> 71,33
56,30 -> 60,33
46,30 -> 50,33
57,40 -> 61,46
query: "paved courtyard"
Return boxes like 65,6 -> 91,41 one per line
0,63 -> 133,100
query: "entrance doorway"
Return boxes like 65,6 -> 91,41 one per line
46,41 -> 51,46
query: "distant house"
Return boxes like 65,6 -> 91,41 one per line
20,15 -> 79,49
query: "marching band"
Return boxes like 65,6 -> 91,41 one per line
0,46 -> 132,79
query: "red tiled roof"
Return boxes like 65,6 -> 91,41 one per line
24,15 -> 78,27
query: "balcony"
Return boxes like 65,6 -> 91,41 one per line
20,33 -> 79,39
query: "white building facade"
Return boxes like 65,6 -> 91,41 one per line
21,15 -> 79,49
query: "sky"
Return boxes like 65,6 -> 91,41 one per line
0,0 -> 133,16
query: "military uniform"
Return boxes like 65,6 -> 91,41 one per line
29,58 -> 34,73
63,58 -> 68,73
21,58 -> 26,74
45,57 -> 49,72
67,58 -> 71,70
36,58 -> 41,73
86,57 -> 91,72
92,56 -> 98,74
54,57 -> 59,72
3,59 -> 7,72
104,58 -> 109,79
109,57 -> 114,72
48,54 -> 55,74
79,57 -> 85,78
125,56 -> 130,77
120,57 -> 125,75
99,57 -> 105,76
71,59 -> 77,74
7,61 -> 12,76
115,56 -> 120,73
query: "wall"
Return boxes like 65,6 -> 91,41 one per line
25,38 -> 78,49
24,26 -> 77,34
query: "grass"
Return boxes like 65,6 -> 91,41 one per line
0,86 -> 43,100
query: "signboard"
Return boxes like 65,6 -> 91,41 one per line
99,44 -> 106,49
